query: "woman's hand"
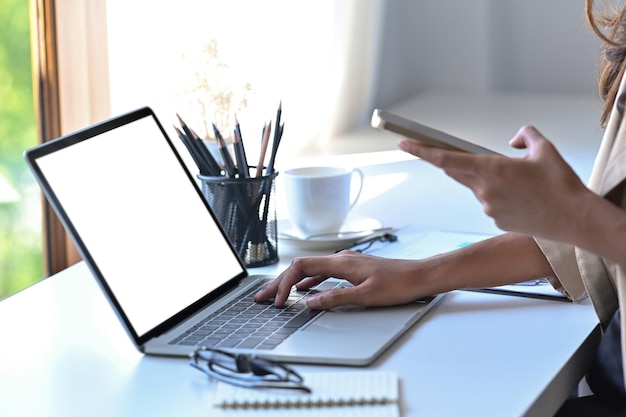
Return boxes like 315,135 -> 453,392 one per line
254,250 -> 433,310
254,125 -> 596,311
399,125 -> 593,242
254,233 -> 556,310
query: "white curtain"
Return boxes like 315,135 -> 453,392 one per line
317,0 -> 386,147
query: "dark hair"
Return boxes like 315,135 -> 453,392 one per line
586,0 -> 626,126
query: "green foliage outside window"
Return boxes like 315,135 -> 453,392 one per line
0,0 -> 44,299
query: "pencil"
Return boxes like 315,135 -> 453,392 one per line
233,115 -> 249,178
174,126 -> 208,175
191,128 -> 222,176
176,114 -> 219,176
266,101 -> 282,174
266,123 -> 283,175
176,113 -> 195,143
256,121 -> 271,177
212,123 -> 237,177
462,288 -> 569,302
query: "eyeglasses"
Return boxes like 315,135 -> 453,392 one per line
337,232 -> 398,253
189,347 -> 311,392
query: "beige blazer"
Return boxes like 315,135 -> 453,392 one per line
536,72 -> 626,384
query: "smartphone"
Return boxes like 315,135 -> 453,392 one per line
371,108 -> 501,156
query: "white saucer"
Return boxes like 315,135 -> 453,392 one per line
277,217 -> 385,251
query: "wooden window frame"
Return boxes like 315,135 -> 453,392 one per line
30,0 -> 111,275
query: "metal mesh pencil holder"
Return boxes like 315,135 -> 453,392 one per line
198,170 -> 279,268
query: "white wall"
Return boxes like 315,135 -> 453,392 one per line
374,0 -> 601,109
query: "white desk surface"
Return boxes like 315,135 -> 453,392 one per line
0,259 -> 600,417
0,94 -> 604,416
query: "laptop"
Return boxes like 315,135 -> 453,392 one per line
24,107 -> 444,366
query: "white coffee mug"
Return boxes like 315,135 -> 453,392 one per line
283,166 -> 364,238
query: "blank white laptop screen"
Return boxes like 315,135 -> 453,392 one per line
35,114 -> 244,337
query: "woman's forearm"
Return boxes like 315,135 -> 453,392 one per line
568,190 -> 626,266
420,232 -> 555,294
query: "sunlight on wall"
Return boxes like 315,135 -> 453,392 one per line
106,0 -> 336,162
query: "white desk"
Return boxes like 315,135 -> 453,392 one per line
0,94 -> 604,416
0,252 -> 600,417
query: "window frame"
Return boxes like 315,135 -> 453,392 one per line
31,0 -> 111,275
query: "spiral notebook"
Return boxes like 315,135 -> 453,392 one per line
211,370 -> 400,417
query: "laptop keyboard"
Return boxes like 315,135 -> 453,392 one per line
169,280 -> 345,350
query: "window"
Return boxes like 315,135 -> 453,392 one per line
29,0 -> 383,279
0,0 -> 43,299
105,0 -> 338,159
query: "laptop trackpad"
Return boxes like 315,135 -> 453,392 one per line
303,304 -> 421,333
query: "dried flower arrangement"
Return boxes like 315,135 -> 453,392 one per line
176,39 -> 254,141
